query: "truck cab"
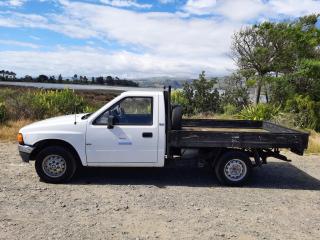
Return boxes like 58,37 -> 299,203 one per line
85,91 -> 166,167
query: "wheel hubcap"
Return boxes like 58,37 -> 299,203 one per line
42,155 -> 67,178
224,159 -> 247,181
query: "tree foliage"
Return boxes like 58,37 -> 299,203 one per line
232,14 -> 320,106
221,72 -> 250,110
180,71 -> 221,115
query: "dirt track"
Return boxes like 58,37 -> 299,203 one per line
0,141 -> 320,240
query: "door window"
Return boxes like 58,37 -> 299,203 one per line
94,97 -> 153,125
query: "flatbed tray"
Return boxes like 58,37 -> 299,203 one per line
170,119 -> 309,155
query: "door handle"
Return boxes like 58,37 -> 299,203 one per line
142,132 -> 153,138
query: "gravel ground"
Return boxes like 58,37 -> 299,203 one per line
0,141 -> 320,240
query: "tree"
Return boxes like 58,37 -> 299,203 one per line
58,74 -> 63,83
49,75 -> 56,83
182,71 -> 221,115
221,72 -> 250,110
23,75 -> 33,82
96,76 -> 104,85
72,74 -> 78,83
83,76 -> 88,84
268,15 -> 320,105
37,75 -> 49,82
232,14 -> 320,105
231,22 -> 293,104
106,76 -> 114,85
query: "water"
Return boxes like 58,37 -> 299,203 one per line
0,81 -> 162,92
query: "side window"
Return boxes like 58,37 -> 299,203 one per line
94,97 -> 153,125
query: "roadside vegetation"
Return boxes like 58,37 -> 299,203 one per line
0,88 -> 96,122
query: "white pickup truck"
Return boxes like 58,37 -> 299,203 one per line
18,87 -> 309,186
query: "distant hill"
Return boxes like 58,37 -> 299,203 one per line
133,76 -> 228,89
132,77 -> 192,88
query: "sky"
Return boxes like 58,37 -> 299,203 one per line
0,0 -> 319,78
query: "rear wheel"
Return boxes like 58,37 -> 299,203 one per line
35,146 -> 77,183
214,151 -> 252,186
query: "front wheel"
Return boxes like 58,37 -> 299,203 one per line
215,151 -> 252,186
35,146 -> 77,183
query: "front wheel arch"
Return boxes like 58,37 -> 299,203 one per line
30,139 -> 82,166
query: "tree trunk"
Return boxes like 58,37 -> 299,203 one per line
255,81 -> 262,105
265,84 -> 269,103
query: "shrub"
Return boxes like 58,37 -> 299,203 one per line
182,71 -> 221,115
29,89 -> 88,119
285,95 -> 320,130
269,76 -> 295,106
221,72 -> 250,111
223,104 -> 238,116
238,104 -> 280,120
3,88 -> 92,120
171,89 -> 188,106
0,102 -> 6,123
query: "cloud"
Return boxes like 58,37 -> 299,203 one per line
0,0 -> 27,7
214,0 -> 266,21
100,0 -> 152,9
183,0 -> 217,15
269,0 -> 320,17
182,0 -> 320,21
0,47 -> 234,77
29,35 -> 41,41
54,1 -> 240,58
158,0 -> 175,4
0,39 -> 40,49
9,0 -> 26,6
0,12 -> 48,28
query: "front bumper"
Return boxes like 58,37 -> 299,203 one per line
18,144 -> 35,162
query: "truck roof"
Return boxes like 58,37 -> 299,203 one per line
121,89 -> 163,95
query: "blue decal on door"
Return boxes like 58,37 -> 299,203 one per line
118,140 -> 132,145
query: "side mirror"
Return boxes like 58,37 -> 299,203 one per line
107,115 -> 115,129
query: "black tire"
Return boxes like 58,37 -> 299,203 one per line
172,105 -> 182,130
214,151 -> 252,186
35,146 -> 77,183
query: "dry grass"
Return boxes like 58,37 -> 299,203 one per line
0,119 -> 32,142
306,130 -> 320,154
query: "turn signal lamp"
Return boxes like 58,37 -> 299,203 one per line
17,133 -> 24,145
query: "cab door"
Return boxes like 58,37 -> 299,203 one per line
86,95 -> 159,164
